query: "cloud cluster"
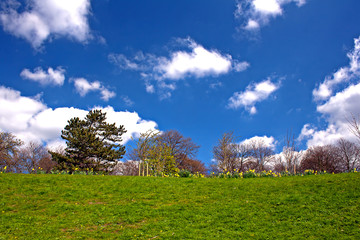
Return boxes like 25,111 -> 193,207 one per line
300,37 -> 360,147
227,78 -> 280,114
19,66 -> 116,101
0,0 -> 92,48
241,135 -> 277,150
235,0 -> 306,31
313,37 -> 360,100
109,38 -> 249,99
20,67 -> 65,86
300,83 -> 360,147
73,78 -> 116,101
0,86 -> 158,149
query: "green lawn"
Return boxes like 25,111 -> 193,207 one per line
1,173 -> 359,239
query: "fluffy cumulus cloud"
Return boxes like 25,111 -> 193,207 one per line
235,0 -> 306,31
300,83 -> 360,147
73,78 -> 116,101
0,0 -> 92,48
20,67 -> 65,86
0,86 -> 158,148
227,78 -> 280,114
313,37 -> 360,101
241,135 -> 277,150
109,37 -> 249,99
155,41 -> 233,80
300,37 -> 360,147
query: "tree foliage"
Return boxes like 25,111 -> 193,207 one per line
50,109 -> 126,173
128,130 -> 178,176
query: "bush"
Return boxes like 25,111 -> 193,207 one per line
178,169 -> 191,177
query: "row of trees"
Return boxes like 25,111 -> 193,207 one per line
211,116 -> 360,174
0,109 -> 206,175
1,110 -> 360,175
0,132 -> 56,173
114,129 -> 206,175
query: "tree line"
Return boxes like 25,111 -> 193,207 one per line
211,131 -> 360,175
1,110 -> 360,175
0,109 -> 206,175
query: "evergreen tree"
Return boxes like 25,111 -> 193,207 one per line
50,109 -> 126,173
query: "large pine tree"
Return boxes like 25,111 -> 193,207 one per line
51,109 -> 126,173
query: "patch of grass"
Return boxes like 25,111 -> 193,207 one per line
0,173 -> 359,239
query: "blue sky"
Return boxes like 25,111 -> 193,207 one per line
1,0 -> 360,167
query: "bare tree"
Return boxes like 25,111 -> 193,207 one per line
0,132 -> 23,172
300,145 -> 342,173
213,132 -> 238,172
248,139 -> 274,171
337,138 -> 360,172
282,130 -> 301,174
235,142 -> 251,172
158,130 -> 200,168
178,157 -> 207,174
348,114 -> 360,144
17,141 -> 56,173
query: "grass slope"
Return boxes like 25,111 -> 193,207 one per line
0,173 -> 359,239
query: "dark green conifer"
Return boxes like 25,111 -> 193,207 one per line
50,109 -> 126,173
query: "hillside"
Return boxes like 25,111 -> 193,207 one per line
1,173 -> 359,239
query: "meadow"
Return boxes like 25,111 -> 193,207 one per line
0,173 -> 359,239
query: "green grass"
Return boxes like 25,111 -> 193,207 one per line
1,173 -> 359,239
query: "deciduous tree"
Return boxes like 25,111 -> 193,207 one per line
212,132 -> 238,172
17,141 -> 56,173
128,130 -> 178,176
158,130 -> 200,170
348,114 -> 360,144
300,145 -> 341,173
247,138 -> 274,171
337,138 -> 360,172
0,132 -> 22,172
281,130 -> 301,174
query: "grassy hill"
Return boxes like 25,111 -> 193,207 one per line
1,173 -> 359,239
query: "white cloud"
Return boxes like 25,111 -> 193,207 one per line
227,78 -> 280,114
253,0 -> 282,15
245,19 -> 260,30
0,86 -> 158,147
20,67 -> 65,86
108,53 -> 143,71
99,88 -> 116,102
0,0 -> 92,48
0,86 -> 47,134
121,95 -> 134,107
313,37 -> 360,100
73,78 -> 116,101
235,0 -> 306,31
145,83 -> 155,94
156,42 -> 232,80
109,37 -> 249,98
301,36 -> 360,147
209,81 -> 223,90
300,83 -> 360,147
241,135 -> 277,150
233,61 -> 250,72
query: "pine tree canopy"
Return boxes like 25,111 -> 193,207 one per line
51,109 -> 126,172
